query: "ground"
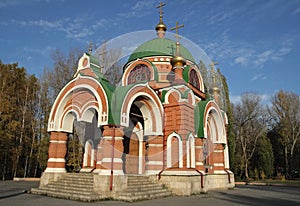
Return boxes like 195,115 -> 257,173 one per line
1,181 -> 300,206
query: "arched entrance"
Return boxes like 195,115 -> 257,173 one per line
123,104 -> 145,174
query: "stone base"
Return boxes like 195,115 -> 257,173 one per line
38,171 -> 235,200
157,171 -> 235,195
93,174 -> 128,199
39,172 -> 66,187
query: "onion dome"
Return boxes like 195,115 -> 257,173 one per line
155,18 -> 167,32
171,42 -> 186,69
127,38 -> 195,64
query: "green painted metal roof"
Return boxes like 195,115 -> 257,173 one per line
194,99 -> 211,138
110,84 -> 136,125
127,38 -> 196,63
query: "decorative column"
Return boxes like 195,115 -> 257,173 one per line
195,138 -> 205,172
213,144 -> 225,173
145,135 -> 164,174
45,132 -> 68,173
95,125 -> 124,175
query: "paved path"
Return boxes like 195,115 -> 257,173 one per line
1,181 -> 300,206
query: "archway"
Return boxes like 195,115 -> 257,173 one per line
123,104 -> 145,174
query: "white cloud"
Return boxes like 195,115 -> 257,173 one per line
229,94 -> 241,104
200,29 -> 293,69
292,7 -> 300,15
234,56 -> 249,66
24,46 -> 53,56
132,0 -> 155,11
117,0 -> 155,19
12,17 -> 110,40
230,93 -> 271,105
250,73 -> 267,81
0,0 -> 22,8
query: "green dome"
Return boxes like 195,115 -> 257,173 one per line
127,38 -> 195,63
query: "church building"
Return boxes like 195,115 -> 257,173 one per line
33,3 -> 234,201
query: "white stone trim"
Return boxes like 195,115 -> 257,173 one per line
48,158 -> 66,163
148,143 -> 163,147
196,162 -> 203,166
44,168 -> 66,173
214,163 -> 224,166
49,140 -> 67,144
101,158 -> 123,163
195,146 -> 203,149
103,136 -> 124,140
97,169 -> 124,175
214,150 -> 224,153
214,170 -> 227,174
146,161 -> 163,165
161,170 -> 201,176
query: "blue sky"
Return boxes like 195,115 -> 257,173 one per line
1,0 -> 300,103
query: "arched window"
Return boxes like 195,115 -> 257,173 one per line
167,132 -> 183,168
127,64 -> 151,84
189,69 -> 200,89
186,134 -> 195,168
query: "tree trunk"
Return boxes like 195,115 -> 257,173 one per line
284,146 -> 289,178
245,159 -> 249,179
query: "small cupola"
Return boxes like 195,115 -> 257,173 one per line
155,2 -> 167,38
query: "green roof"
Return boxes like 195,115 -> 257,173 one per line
194,99 -> 211,138
110,84 -> 137,125
127,38 -> 196,63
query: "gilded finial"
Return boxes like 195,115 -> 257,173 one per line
170,21 -> 184,56
155,2 -> 167,38
170,21 -> 186,69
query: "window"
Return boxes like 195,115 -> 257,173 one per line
128,64 -> 151,84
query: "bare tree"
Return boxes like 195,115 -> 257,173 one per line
268,90 -> 300,178
94,41 -> 123,86
233,93 -> 267,179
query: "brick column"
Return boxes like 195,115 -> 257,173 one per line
195,138 -> 204,172
95,126 -> 124,175
45,132 -> 68,173
145,135 -> 164,174
213,143 -> 225,173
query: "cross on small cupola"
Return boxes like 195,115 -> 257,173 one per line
171,21 -> 184,43
170,21 -> 186,70
170,21 -> 186,84
155,2 -> 167,38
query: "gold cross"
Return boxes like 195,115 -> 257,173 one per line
171,21 -> 184,41
157,2 -> 166,16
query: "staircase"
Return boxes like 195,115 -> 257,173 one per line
31,173 -> 100,202
116,175 -> 172,202
31,173 -> 172,202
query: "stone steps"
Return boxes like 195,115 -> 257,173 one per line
31,173 -> 100,202
31,188 -> 101,202
116,175 -> 172,202
31,173 -> 172,202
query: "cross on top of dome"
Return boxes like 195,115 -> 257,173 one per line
155,2 -> 167,38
